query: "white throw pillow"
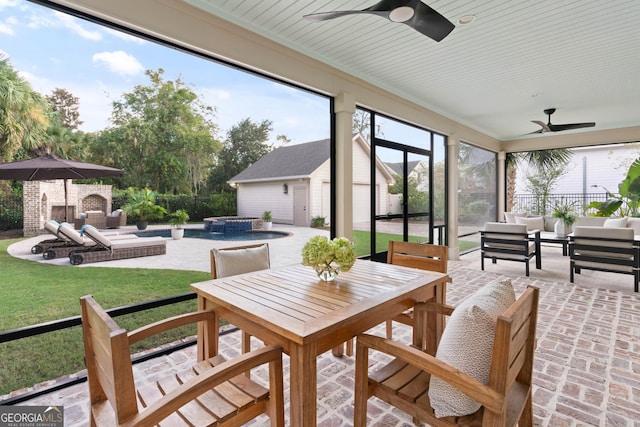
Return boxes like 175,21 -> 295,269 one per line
429,279 -> 516,418
213,244 -> 270,278
604,217 -> 628,228
515,216 -> 544,232
504,212 -> 527,223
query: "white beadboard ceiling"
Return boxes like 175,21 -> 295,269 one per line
185,0 -> 640,142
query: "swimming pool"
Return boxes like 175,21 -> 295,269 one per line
135,228 -> 290,241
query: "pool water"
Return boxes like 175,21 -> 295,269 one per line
135,228 -> 289,241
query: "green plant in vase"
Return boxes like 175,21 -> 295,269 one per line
169,209 -> 190,239
551,198 -> 577,237
301,236 -> 356,282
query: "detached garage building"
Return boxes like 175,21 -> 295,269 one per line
228,134 -> 394,226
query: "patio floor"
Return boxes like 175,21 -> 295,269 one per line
6,230 -> 640,426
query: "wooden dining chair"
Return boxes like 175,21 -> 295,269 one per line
354,284 -> 539,427
386,241 -> 449,339
210,243 -> 271,362
341,242 -> 449,358
80,295 -> 284,426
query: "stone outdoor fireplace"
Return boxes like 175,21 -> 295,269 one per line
23,180 -> 113,236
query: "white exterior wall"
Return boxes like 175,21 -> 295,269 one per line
515,143 -> 640,195
310,160 -> 330,221
236,181 -> 296,224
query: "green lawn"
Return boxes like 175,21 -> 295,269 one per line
0,238 -> 210,396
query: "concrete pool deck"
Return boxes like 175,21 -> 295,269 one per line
7,223 -> 330,271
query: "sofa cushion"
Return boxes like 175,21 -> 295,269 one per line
213,244 -> 270,278
604,217 -> 628,228
504,211 -> 527,223
626,217 -> 640,235
515,216 -> 545,232
429,279 -> 516,418
574,216 -> 607,227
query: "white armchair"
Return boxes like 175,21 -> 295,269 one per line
480,222 -> 541,276
569,226 -> 639,292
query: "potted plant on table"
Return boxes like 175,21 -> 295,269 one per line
169,209 -> 190,239
262,210 -> 273,230
552,199 -> 577,237
301,236 -> 356,282
122,188 -> 167,230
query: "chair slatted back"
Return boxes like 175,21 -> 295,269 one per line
487,286 -> 539,423
387,241 -> 448,273
80,296 -> 137,424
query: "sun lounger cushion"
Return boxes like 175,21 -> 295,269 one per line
212,244 -> 270,277
429,279 -> 515,418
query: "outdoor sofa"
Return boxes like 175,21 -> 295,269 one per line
68,226 -> 166,265
73,210 -> 108,230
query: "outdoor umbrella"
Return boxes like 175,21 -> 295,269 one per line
0,153 -> 124,221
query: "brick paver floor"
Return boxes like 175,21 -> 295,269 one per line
10,259 -> 640,426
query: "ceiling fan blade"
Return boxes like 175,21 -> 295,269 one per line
548,122 -> 596,132
531,120 -> 551,133
303,10 -> 374,22
304,0 -> 454,41
407,1 -> 455,42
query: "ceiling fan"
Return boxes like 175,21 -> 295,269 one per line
303,0 -> 455,42
530,108 -> 596,134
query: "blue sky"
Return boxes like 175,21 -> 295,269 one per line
0,0 -> 331,145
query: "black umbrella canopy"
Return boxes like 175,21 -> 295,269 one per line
0,153 -> 123,180
0,153 -> 124,222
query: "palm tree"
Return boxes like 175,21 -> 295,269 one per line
506,149 -> 572,211
0,56 -> 50,162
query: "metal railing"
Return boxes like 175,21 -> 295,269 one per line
512,192 -> 608,216
0,292 -> 238,406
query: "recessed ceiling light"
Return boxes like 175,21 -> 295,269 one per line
389,6 -> 415,22
458,15 -> 476,25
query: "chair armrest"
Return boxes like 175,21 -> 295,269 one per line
126,345 -> 283,426
128,310 -> 214,345
414,301 -> 455,317
357,334 -> 504,414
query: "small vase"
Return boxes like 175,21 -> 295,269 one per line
315,265 -> 339,282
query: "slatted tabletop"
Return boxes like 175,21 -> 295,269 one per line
190,259 -> 448,427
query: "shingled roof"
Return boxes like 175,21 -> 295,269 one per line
229,138 -> 330,183
385,160 -> 421,176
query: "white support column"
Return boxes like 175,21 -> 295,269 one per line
334,93 -> 355,239
498,151 -> 506,221
447,136 -> 460,260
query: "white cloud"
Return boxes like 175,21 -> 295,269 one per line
0,0 -> 20,11
54,12 -> 101,41
92,50 -> 144,76
0,18 -> 14,36
104,27 -> 146,45
25,9 -> 101,41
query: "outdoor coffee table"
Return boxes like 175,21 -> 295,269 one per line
190,259 -> 448,427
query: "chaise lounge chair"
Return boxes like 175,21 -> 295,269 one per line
68,226 -> 166,265
31,220 -> 72,254
40,223 -> 135,260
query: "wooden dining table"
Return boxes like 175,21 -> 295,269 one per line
190,259 -> 448,427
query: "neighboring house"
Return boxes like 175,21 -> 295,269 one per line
228,134 -> 394,226
515,142 -> 640,195
384,160 -> 429,214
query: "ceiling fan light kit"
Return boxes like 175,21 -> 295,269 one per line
303,0 -> 455,42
